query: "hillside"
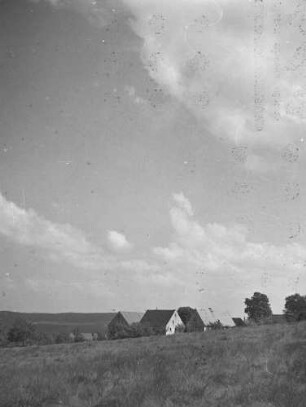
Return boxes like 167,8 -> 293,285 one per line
1,322 -> 306,407
0,311 -> 116,335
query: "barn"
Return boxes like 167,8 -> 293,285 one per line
177,307 -> 205,332
140,309 -> 184,335
107,311 -> 144,337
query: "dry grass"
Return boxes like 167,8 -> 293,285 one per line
0,322 -> 306,407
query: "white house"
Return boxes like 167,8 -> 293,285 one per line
140,309 -> 184,335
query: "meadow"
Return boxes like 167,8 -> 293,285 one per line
0,322 -> 306,407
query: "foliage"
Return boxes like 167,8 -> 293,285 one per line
108,322 -> 155,340
55,332 -> 71,344
284,293 -> 306,321
73,328 -> 85,342
207,319 -> 224,330
174,323 -> 185,333
244,291 -> 272,323
7,318 -> 37,346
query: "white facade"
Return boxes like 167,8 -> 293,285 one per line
165,310 -> 184,335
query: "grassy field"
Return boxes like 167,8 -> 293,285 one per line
0,322 -> 306,407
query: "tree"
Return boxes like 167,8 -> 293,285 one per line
207,320 -> 223,330
284,293 -> 306,321
7,318 -> 37,346
55,332 -> 71,344
73,328 -> 85,342
244,292 -> 272,323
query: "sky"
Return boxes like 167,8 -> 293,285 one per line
0,0 -> 305,317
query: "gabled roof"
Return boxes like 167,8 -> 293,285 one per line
177,307 -> 196,325
140,310 -> 175,329
120,311 -> 144,325
198,309 -> 235,327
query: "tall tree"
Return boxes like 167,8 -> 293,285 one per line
244,292 -> 272,323
284,293 -> 306,321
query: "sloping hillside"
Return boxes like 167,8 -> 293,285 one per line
0,311 -> 116,335
1,322 -> 305,407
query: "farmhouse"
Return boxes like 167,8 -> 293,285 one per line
140,309 -> 184,335
177,307 -> 205,332
107,311 -> 144,336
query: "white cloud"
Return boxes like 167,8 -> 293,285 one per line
107,230 -> 132,251
0,193 -> 107,270
124,85 -> 146,105
172,192 -> 194,216
153,193 -> 306,311
0,193 -> 163,293
155,193 -> 306,271
122,0 -> 306,152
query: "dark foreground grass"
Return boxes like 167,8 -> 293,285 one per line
0,322 -> 306,407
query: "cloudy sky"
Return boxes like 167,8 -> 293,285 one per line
0,0 -> 305,317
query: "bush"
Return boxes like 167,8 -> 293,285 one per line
108,322 -> 157,340
55,332 -> 71,344
207,320 -> 224,330
7,318 -> 37,346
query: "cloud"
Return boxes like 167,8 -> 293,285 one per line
0,192 -> 107,269
172,192 -> 194,216
153,193 -> 306,311
124,85 -> 146,105
107,230 -> 132,251
122,0 -> 306,151
0,193 -> 163,274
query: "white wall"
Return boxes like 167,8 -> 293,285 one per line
165,310 -> 184,335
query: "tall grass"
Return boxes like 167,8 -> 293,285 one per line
0,322 -> 305,407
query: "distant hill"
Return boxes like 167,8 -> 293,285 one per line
0,311 -> 117,335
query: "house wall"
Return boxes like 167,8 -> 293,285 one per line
165,311 -> 184,335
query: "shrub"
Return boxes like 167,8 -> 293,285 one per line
207,320 -> 224,330
7,318 -> 37,346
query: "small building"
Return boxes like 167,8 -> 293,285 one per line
177,307 -> 205,332
140,309 -> 184,335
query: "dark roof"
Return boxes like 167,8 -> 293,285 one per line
177,307 -> 205,330
232,317 -> 246,327
140,310 -> 175,329
120,312 -> 144,325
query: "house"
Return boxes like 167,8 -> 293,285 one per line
177,307 -> 205,332
140,309 -> 184,335
107,311 -> 144,337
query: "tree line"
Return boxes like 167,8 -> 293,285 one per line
244,292 -> 306,323
1,292 -> 306,347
